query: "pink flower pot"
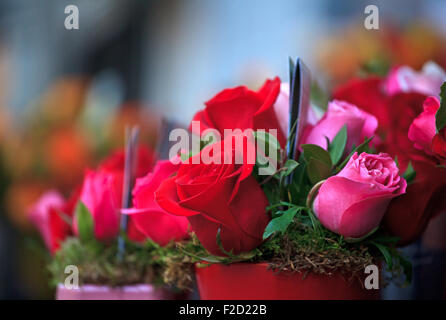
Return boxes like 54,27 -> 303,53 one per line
56,284 -> 182,300
195,263 -> 380,300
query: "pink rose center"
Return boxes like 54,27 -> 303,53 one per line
360,156 -> 400,189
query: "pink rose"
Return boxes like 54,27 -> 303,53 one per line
28,188 -> 80,253
302,100 -> 378,151
79,169 -> 122,241
408,96 -> 446,164
313,152 -> 407,238
28,191 -> 65,252
408,96 -> 439,155
385,62 -> 446,96
75,146 -> 154,242
124,160 -> 189,246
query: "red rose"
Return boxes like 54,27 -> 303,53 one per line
381,92 -> 428,168
432,128 -> 446,162
378,93 -> 446,244
384,160 -> 446,244
99,145 -> 155,178
155,133 -> 270,255
333,77 -> 390,132
190,77 -> 286,148
124,159 -> 189,246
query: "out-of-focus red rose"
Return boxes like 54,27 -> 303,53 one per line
314,152 -> 406,238
301,100 -> 378,151
75,146 -> 154,241
333,77 -> 390,132
190,77 -> 286,148
28,188 -> 80,254
381,93 -> 428,167
381,93 -> 446,244
124,159 -> 189,246
156,133 -> 270,256
384,160 -> 446,244
99,145 -> 155,178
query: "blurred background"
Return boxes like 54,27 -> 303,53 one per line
0,0 -> 445,299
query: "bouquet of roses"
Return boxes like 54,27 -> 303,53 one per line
28,58 -> 446,300
156,60 -> 446,299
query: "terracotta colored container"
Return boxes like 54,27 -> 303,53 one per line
195,263 -> 380,300
56,284 -> 180,300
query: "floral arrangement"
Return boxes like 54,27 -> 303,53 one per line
28,58 -> 446,299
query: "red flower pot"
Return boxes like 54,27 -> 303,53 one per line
56,284 -> 184,300
195,263 -> 380,300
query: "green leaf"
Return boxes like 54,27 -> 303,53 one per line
403,161 -> 416,185
281,159 -> 299,177
308,209 -> 323,234
337,136 -> 374,171
263,207 -> 299,239
328,125 -> 347,166
307,157 -> 331,184
355,136 -> 374,154
372,241 -> 393,269
75,201 -> 94,243
302,144 -> 332,168
435,82 -> 446,132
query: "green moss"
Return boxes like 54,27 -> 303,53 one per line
48,237 -> 193,290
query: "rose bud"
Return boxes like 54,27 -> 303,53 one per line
302,100 -> 378,152
155,133 -> 270,256
313,152 -> 407,238
124,159 -> 189,246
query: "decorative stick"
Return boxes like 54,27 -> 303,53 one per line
286,58 -> 311,185
117,126 -> 140,261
